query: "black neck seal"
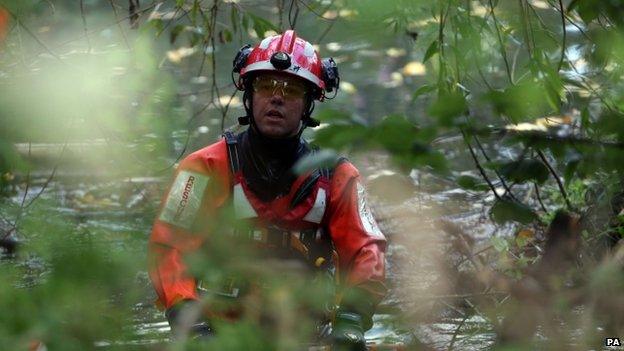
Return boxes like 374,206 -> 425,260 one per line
239,127 -> 309,201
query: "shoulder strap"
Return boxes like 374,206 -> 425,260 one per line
288,153 -> 348,210
289,169 -> 322,209
321,156 -> 348,179
223,131 -> 241,174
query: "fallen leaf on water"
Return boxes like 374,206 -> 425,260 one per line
322,10 -> 338,20
530,0 -> 550,9
339,9 -> 357,18
166,47 -> 196,63
326,42 -> 342,52
386,48 -> 406,58
402,61 -> 426,76
217,95 -> 241,107
505,123 -> 547,132
340,81 -> 356,94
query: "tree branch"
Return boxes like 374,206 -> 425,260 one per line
462,130 -> 502,201
556,0 -> 566,72
537,149 -> 571,210
488,0 -> 513,84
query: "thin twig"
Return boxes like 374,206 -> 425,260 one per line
79,0 -> 92,52
448,314 -> 469,351
5,8 -> 63,62
317,16 -> 336,44
462,130 -> 501,201
296,0 -> 334,21
155,5 -> 184,38
19,142 -> 31,209
277,0 -> 284,31
473,135 -> 517,201
456,245 -> 494,267
155,101 -> 214,174
41,0 -> 56,13
536,149 -> 571,209
518,0 -> 533,57
108,0 -> 131,50
52,3 -> 157,51
534,181 -> 549,214
488,0 -> 513,84
220,88 -> 239,132
437,1 -> 452,90
556,0 -> 566,72
288,0 -> 299,29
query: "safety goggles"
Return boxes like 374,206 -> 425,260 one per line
251,75 -> 308,99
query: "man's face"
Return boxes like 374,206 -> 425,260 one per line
251,72 -> 308,138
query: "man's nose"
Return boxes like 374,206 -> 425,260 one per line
269,87 -> 285,103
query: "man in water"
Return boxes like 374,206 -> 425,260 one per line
148,30 -> 386,350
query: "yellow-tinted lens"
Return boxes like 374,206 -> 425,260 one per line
252,76 -> 306,99
282,82 -> 306,98
252,77 -> 277,94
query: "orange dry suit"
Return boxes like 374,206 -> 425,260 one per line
148,129 -> 387,324
0,7 -> 9,43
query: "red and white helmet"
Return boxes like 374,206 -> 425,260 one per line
233,30 -> 339,101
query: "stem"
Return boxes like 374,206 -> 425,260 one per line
317,16 -> 336,44
488,0 -> 513,84
288,0 -> 299,29
518,0 -> 534,57
556,0 -> 566,72
6,8 -> 63,62
437,1 -> 452,90
534,182 -> 549,214
79,0 -> 92,52
462,130 -> 501,201
448,314 -> 469,351
537,150 -> 571,210
108,0 -> 131,50
473,135 -> 518,201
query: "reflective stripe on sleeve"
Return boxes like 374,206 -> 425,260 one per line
356,182 -> 385,239
159,171 -> 209,229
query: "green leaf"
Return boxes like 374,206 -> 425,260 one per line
486,81 -> 552,123
567,0 -> 580,12
170,24 -> 185,44
248,13 -> 279,38
490,198 -> 537,224
292,149 -> 339,175
423,40 -> 439,63
563,152 -> 581,185
373,114 -> 418,153
427,90 -> 466,126
221,29 -> 233,43
313,123 -> 369,150
412,84 -> 437,101
230,6 -> 239,34
242,13 -> 250,31
499,159 -> 550,184
457,175 -> 489,191
491,236 -> 509,252
575,0 -> 600,23
314,109 -> 354,123
581,106 -> 590,130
